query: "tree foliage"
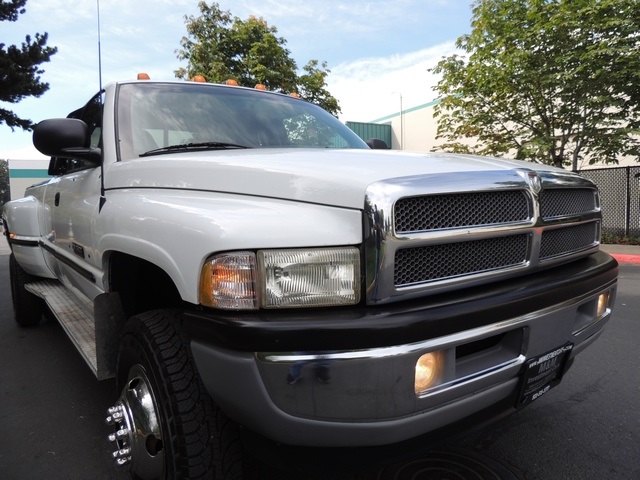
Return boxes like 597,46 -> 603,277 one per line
0,160 -> 10,209
175,1 -> 341,115
0,0 -> 57,131
431,0 -> 640,169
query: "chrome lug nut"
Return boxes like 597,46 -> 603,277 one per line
105,405 -> 124,425
112,447 -> 132,466
107,428 -> 129,442
112,447 -> 131,459
107,405 -> 122,415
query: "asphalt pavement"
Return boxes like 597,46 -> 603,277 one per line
0,242 -> 639,479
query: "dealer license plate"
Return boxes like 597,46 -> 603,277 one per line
517,343 -> 573,409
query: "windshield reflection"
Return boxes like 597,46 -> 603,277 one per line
117,83 -> 368,160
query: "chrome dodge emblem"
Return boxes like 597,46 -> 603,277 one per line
517,170 -> 542,195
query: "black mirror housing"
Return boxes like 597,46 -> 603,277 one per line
33,118 -> 101,163
366,138 -> 389,149
33,118 -> 88,156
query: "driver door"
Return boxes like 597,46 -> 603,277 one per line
43,93 -> 105,300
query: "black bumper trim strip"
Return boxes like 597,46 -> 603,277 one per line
7,238 -> 39,247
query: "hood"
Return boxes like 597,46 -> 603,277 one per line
104,149 -> 565,209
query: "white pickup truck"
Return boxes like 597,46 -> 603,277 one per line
3,77 -> 618,479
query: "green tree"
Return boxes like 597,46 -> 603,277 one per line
431,0 -> 640,170
175,1 -> 341,115
297,60 -> 340,116
0,159 -> 10,208
0,0 -> 57,130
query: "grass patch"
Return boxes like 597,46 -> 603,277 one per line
601,232 -> 640,245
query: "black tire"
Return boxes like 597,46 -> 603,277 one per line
113,309 -> 243,480
9,253 -> 43,326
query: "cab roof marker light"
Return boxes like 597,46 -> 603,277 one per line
289,92 -> 300,98
137,73 -> 150,80
255,84 -> 266,90
226,79 -> 238,86
192,75 -> 206,83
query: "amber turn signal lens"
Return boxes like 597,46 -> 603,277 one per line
199,252 -> 258,310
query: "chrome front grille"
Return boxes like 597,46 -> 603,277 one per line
364,169 -> 601,305
395,190 -> 530,232
540,222 -> 599,260
539,188 -> 597,219
395,235 -> 530,286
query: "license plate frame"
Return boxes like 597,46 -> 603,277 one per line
516,343 -> 573,409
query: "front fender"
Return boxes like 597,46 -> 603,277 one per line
3,196 -> 55,278
3,196 -> 41,241
98,189 -> 363,304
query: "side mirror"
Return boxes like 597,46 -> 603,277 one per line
33,118 -> 101,163
47,157 -> 70,176
366,138 -> 389,150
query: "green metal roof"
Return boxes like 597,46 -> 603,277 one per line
369,97 -> 442,123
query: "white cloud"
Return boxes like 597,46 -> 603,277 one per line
328,42 -> 457,122
1,0 -> 470,159
1,142 -> 48,161
232,0 -> 434,32
27,0 -> 94,22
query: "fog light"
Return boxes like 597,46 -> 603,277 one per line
596,291 -> 610,318
415,351 -> 444,395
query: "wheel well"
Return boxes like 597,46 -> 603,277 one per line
108,252 -> 184,319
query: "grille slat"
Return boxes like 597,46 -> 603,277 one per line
395,191 -> 530,233
539,188 -> 597,219
395,235 -> 529,286
540,223 -> 598,260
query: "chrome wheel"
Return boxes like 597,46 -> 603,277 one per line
109,310 -> 244,479
106,364 -> 164,479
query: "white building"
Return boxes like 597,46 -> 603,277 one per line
8,159 -> 50,200
363,100 -> 638,170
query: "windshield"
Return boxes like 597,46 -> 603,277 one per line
116,82 -> 368,160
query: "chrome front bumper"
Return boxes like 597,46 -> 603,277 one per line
190,280 -> 616,447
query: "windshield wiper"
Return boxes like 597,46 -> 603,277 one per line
140,142 -> 251,157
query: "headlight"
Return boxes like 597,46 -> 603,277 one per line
258,247 -> 361,309
200,247 -> 361,310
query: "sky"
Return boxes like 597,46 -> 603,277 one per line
1,0 -> 472,160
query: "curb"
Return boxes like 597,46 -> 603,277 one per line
610,253 -> 640,265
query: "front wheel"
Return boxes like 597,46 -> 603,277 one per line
9,253 -> 43,326
106,310 -> 243,479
